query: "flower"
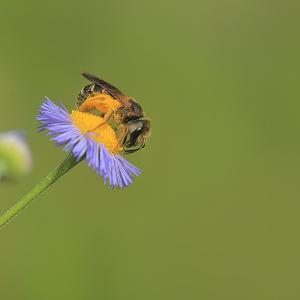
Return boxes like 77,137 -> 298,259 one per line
0,131 -> 32,180
36,97 -> 141,188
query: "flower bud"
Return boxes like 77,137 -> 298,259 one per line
0,131 -> 32,180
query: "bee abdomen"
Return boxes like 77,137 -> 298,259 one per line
76,84 -> 103,108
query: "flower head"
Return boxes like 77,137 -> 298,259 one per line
37,98 -> 141,188
0,131 -> 32,180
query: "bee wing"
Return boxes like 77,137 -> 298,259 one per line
82,72 -> 129,106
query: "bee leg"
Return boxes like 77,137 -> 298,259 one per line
124,144 -> 145,154
78,95 -> 106,111
103,109 -> 114,123
88,109 -> 114,132
112,125 -> 128,152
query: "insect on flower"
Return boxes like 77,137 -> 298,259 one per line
77,73 -> 151,154
37,98 -> 142,188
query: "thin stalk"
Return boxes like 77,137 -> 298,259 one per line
0,153 -> 80,230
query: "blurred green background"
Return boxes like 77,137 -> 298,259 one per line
0,0 -> 300,299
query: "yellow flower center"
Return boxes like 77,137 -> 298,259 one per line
70,111 -> 122,154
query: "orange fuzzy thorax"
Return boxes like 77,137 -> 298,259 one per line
70,111 -> 122,154
78,94 -> 122,113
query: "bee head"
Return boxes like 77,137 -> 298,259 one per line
125,118 -> 151,149
128,99 -> 144,118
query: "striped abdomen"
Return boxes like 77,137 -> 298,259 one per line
76,84 -> 103,108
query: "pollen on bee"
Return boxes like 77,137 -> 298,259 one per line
78,94 -> 122,113
70,111 -> 122,154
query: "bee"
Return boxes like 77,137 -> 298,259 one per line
77,72 -> 151,154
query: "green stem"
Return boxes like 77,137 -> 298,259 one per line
0,153 -> 80,230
